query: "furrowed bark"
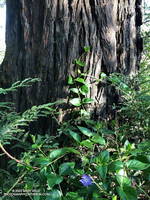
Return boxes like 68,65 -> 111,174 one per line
0,0 -> 142,119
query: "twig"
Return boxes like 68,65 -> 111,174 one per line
0,143 -> 40,170
0,143 -> 21,163
2,171 -> 27,199
137,184 -> 150,200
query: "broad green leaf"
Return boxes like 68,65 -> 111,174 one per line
80,139 -> 93,149
117,186 -> 127,200
123,185 -> 137,200
101,128 -> 115,135
117,186 -> 137,200
77,126 -> 93,137
82,98 -> 94,104
97,165 -> 107,180
74,168 -> 84,175
68,130 -> 81,142
81,156 -> 89,166
100,72 -> 107,79
69,88 -> 79,94
112,196 -> 117,200
34,157 -> 50,166
100,150 -> 110,163
34,196 -> 40,200
80,85 -> 89,95
31,144 -> 39,149
93,151 -> 110,164
59,162 -> 75,175
69,98 -> 81,107
116,175 -> 131,187
126,160 -> 150,170
91,135 -> 106,145
46,189 -> 62,200
109,160 -> 124,171
80,109 -> 90,117
138,140 -> 150,151
47,174 -> 63,188
66,192 -> 84,200
68,75 -> 74,85
84,46 -> 91,52
75,77 -> 85,84
75,59 -> 86,67
49,147 -> 80,160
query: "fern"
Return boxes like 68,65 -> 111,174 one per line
0,78 -> 62,144
0,77 -> 40,95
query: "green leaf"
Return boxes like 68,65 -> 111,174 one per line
77,126 -> 94,137
112,196 -> 117,200
80,85 -> 89,95
47,174 -> 63,188
100,72 -> 107,79
138,140 -> 150,151
34,157 -> 50,166
101,128 -> 115,135
84,46 -> 91,52
126,160 -> 150,170
117,186 -> 127,200
116,175 -> 131,187
59,162 -> 75,175
31,144 -> 39,149
97,165 -> 107,180
123,185 -> 137,200
75,59 -> 86,67
91,135 -> 106,145
66,192 -> 84,200
109,161 -> 124,171
68,130 -> 81,142
80,139 -> 93,149
100,151 -> 110,163
68,75 -> 74,85
49,148 -> 80,160
69,98 -> 81,107
117,186 -> 137,200
80,109 -> 90,117
46,189 -> 62,200
69,88 -> 79,94
34,196 -> 40,200
81,156 -> 89,166
92,151 -> 110,165
75,77 -> 85,84
82,98 -> 94,104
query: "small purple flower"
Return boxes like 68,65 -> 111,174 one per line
80,174 -> 93,187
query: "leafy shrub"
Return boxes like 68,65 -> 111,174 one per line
0,64 -> 150,200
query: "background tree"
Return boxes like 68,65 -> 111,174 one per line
0,0 -> 143,120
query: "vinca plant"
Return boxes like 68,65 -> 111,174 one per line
0,47 -> 149,200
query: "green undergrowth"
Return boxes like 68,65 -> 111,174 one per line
0,52 -> 150,200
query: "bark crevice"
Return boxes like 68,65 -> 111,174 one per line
0,0 -> 142,121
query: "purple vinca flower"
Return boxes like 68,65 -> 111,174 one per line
80,174 -> 93,187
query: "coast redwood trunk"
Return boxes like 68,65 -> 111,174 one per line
0,0 -> 142,119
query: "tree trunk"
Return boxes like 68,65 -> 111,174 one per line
0,0 -> 142,119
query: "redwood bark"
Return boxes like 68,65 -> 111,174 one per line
0,0 -> 142,119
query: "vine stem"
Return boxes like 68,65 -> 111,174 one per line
89,175 -> 110,197
50,165 -> 63,196
0,143 -> 40,170
2,171 -> 27,199
137,184 -> 150,200
0,143 -> 21,163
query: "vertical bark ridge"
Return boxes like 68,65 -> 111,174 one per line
0,0 -> 142,120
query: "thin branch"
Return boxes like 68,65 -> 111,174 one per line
2,171 -> 27,198
0,143 -> 21,163
0,143 -> 40,170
